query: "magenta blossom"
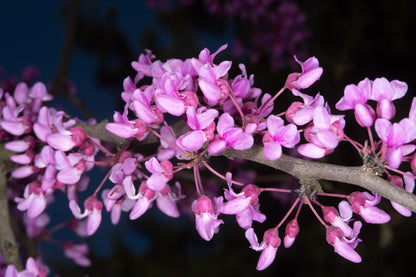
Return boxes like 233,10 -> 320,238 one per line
220,172 -> 266,229
126,181 -> 180,220
145,157 -> 173,191
192,195 -> 224,241
326,225 -> 361,263
5,257 -> 49,277
286,93 -> 325,126
245,227 -> 281,271
371,77 -> 407,120
283,219 -> 299,248
298,106 -> 345,158
388,174 -> 415,217
285,55 -> 323,95
69,196 -> 103,236
375,118 -> 416,169
262,115 -> 300,160
347,191 -> 390,224
207,112 -> 253,155
176,106 -> 218,151
15,181 -> 47,218
335,78 -> 375,127
62,242 -> 91,267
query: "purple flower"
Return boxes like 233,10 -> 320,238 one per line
176,106 -> 218,151
347,191 -> 391,224
145,157 -> 173,191
298,106 -> 345,158
5,257 -> 49,277
262,115 -> 300,160
63,242 -> 91,267
106,105 -> 148,140
285,56 -> 323,95
127,181 -> 180,220
283,219 -> 299,248
326,225 -> 361,263
220,172 -> 266,229
371,77 -> 408,120
245,227 -> 281,271
388,174 -> 415,217
15,181 -> 47,218
321,201 -> 363,239
286,93 -> 325,126
192,195 -> 224,241
375,118 -> 416,168
335,78 -> 375,127
69,196 -> 103,236
207,112 -> 253,154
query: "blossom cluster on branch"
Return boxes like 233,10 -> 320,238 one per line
1,43 -> 416,275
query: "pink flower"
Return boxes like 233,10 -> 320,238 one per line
335,78 -> 375,127
326,226 -> 361,263
298,106 -> 345,158
262,115 -> 300,160
157,125 -> 184,160
285,55 -> 323,94
126,181 -> 180,220
286,93 -> 325,126
131,49 -> 155,80
15,181 -> 47,218
145,157 -> 173,191
321,202 -> 354,237
106,104 -> 148,140
371,77 -> 408,120
130,87 -> 163,125
55,151 -> 87,185
245,227 -> 281,271
69,196 -> 103,236
102,188 -> 135,225
207,112 -> 253,154
4,136 -> 35,152
220,173 -> 266,229
62,242 -> 91,267
375,118 -> 416,168
5,257 -> 49,277
347,191 -> 391,224
388,174 -> 415,217
192,195 -> 223,241
197,62 -> 232,106
283,219 -> 299,248
176,106 -> 218,151
33,107 -> 79,151
23,213 -> 50,238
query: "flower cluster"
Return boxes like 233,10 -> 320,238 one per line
336,77 -> 416,216
1,70 -> 95,269
2,43 -> 416,274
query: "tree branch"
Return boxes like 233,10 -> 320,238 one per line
221,145 -> 416,212
81,120 -> 416,212
0,147 -> 23,270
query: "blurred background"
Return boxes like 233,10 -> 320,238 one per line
1,0 -> 416,276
